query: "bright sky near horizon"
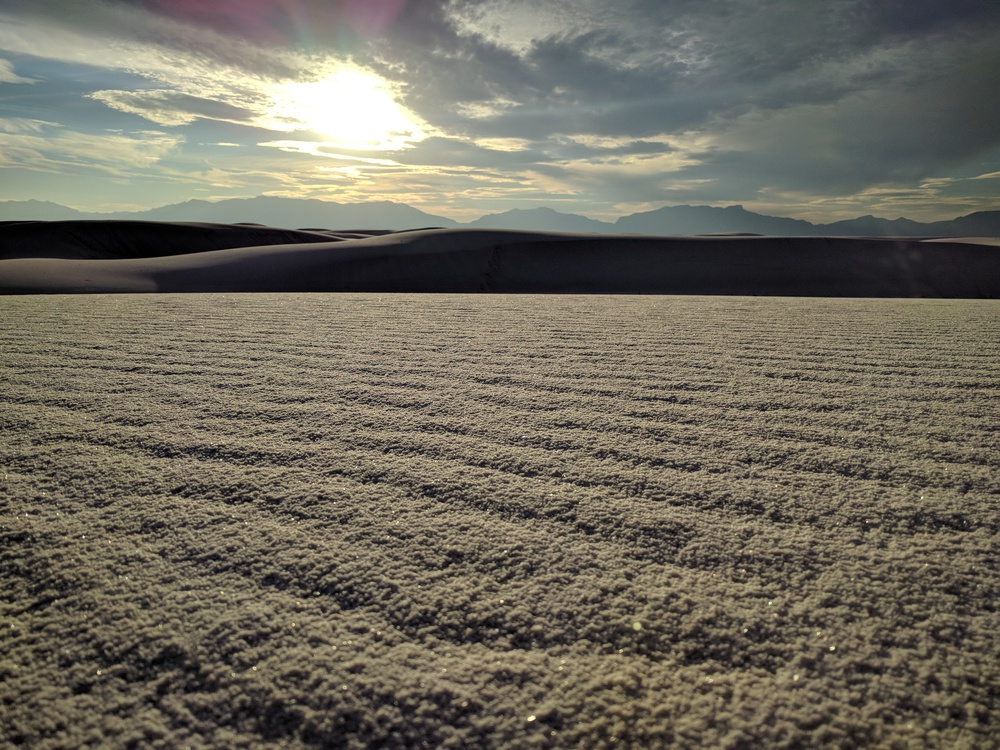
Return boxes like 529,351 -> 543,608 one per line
1,0 -> 999,222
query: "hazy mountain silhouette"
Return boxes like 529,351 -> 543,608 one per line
0,200 -> 89,221
1,197 -> 997,236
0,197 -> 455,230
102,197 -> 459,230
614,205 -> 816,235
467,207 -> 614,232
928,212 -> 1000,236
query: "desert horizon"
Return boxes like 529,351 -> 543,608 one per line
4,196 -> 1000,236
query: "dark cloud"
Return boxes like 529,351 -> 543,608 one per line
673,32 -> 1000,199
849,0 -> 1000,36
378,0 -> 1000,206
394,134 -> 676,172
2,0 -> 999,217
355,0 -> 1000,162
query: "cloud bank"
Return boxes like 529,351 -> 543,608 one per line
0,0 -> 998,219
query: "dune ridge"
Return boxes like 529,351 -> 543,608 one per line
1,221 -> 998,297
0,220 -> 382,261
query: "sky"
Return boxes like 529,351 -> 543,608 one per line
1,0 -> 999,222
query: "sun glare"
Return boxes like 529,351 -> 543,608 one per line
267,68 -> 425,151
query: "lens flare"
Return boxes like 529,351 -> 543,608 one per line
266,67 -> 425,151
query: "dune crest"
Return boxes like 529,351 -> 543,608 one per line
1,221 -> 998,297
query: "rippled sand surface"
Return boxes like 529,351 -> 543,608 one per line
2,294 -> 998,748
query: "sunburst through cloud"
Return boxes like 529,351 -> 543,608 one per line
264,66 -> 427,150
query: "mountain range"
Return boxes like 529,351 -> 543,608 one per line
2,197 -> 998,237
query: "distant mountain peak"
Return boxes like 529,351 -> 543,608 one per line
0,197 -> 997,236
468,207 -> 614,232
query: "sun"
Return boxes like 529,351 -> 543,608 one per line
267,67 -> 425,151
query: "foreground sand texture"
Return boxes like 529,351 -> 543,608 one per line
2,295 -> 998,748
2,221 -> 1000,296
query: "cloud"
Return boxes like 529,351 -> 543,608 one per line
88,89 -> 259,127
1,0 -> 998,219
0,117 -> 55,135
425,1 -> 1000,211
850,0 -> 1000,36
674,32 -> 1000,196
0,57 -> 34,83
0,0 -> 326,138
0,118 -> 181,175
0,0 -> 304,77
0,3 -> 425,141
258,140 -> 399,166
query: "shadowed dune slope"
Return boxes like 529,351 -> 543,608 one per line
1,223 -> 998,296
0,220 -> 384,261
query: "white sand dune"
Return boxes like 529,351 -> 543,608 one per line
921,236 -> 1000,247
0,220 -> 365,261
1,221 -> 998,296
